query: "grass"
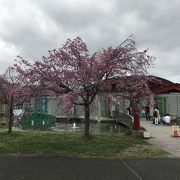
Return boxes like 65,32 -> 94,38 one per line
0,130 -> 169,158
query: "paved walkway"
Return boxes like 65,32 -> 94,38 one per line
141,118 -> 180,157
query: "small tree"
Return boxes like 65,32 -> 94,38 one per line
15,36 -> 154,137
0,67 -> 30,133
116,75 -> 154,130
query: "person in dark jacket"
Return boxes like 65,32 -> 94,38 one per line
145,103 -> 150,120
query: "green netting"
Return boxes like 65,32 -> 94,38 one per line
19,112 -> 56,130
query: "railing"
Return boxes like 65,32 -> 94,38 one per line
114,112 -> 133,129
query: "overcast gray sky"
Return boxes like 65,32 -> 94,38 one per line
0,0 -> 180,82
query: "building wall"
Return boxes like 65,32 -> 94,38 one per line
33,93 -> 180,120
154,94 -> 168,116
0,103 -> 8,121
33,95 -> 127,121
0,103 -> 8,115
167,93 -> 180,119
155,93 -> 180,119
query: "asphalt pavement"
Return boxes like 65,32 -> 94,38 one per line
0,156 -> 180,180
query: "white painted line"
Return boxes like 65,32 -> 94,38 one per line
121,161 -> 142,180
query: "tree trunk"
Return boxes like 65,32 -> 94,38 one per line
8,107 -> 13,134
84,103 -> 90,137
133,111 -> 140,131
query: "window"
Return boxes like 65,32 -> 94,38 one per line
15,104 -> 23,110
36,97 -> 48,113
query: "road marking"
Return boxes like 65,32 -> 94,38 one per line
121,161 -> 142,180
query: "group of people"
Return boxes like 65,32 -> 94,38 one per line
144,103 -> 171,126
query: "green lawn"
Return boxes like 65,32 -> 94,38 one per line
0,130 -> 168,158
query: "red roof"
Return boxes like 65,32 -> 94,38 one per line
152,84 -> 180,94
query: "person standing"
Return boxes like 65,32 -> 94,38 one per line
154,107 -> 160,125
145,103 -> 150,120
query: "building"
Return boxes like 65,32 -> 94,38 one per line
148,76 -> 180,119
14,76 -> 180,121
32,95 -> 127,121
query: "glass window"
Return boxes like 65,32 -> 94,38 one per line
36,98 -> 48,113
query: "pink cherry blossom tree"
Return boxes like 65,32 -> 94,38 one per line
15,36 -> 154,137
112,75 -> 154,130
0,67 -> 31,133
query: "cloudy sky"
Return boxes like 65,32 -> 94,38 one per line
0,0 -> 180,82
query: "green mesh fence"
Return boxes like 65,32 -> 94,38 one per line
19,112 -> 56,130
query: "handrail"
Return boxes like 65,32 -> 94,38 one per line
114,112 -> 133,129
